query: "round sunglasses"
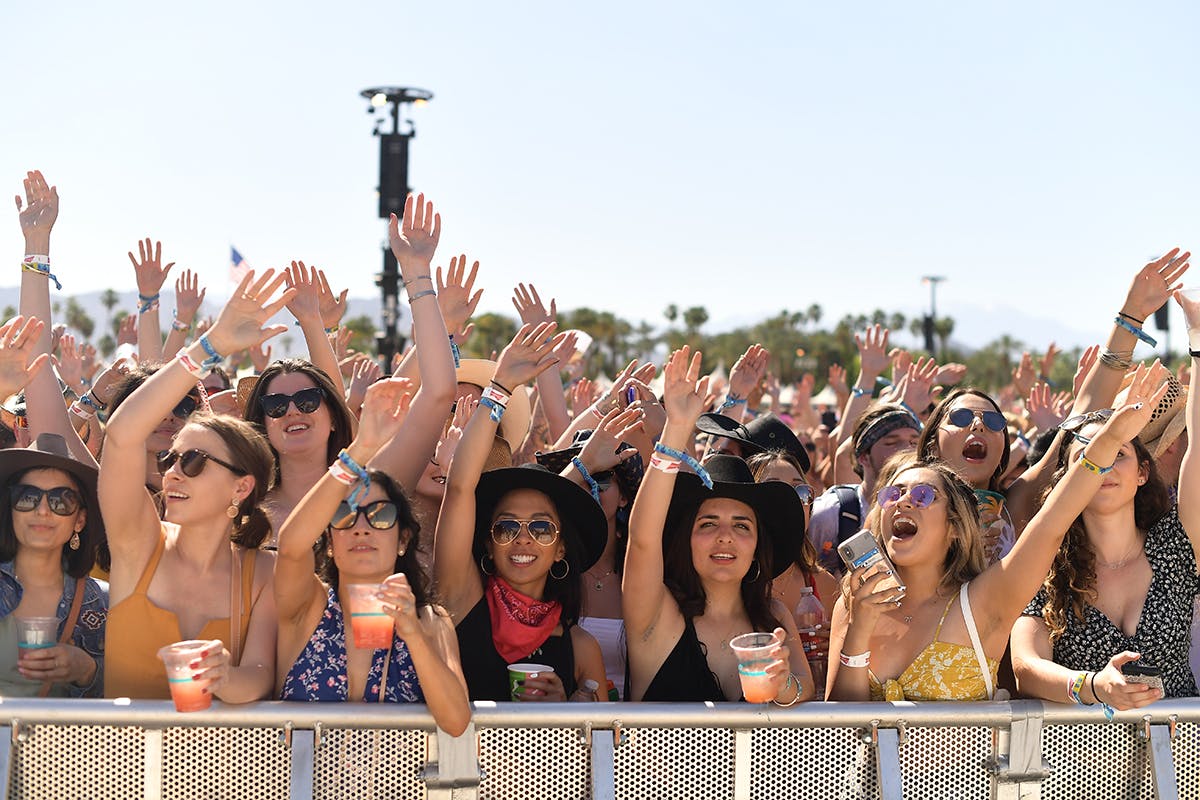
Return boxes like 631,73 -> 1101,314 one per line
9,484 -> 82,516
330,500 -> 399,530
877,483 -> 939,509
490,519 -> 560,546
157,448 -> 248,477
944,407 -> 1007,433
794,483 -> 814,506
260,387 -> 326,419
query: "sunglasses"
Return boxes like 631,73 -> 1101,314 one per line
945,407 -> 1007,433
10,484 -> 82,516
1058,408 -> 1114,445
490,518 -> 560,546
260,387 -> 326,419
877,483 -> 939,509
156,448 -> 248,477
593,471 -> 614,492
794,484 -> 814,506
172,394 -> 200,420
330,500 -> 399,530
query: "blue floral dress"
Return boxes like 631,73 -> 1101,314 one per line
280,586 -> 424,702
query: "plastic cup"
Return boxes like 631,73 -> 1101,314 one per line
730,632 -> 781,703
507,663 -> 554,701
157,640 -> 211,712
344,583 -> 393,649
15,617 -> 58,651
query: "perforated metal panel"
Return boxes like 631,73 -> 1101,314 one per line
615,727 -> 733,800
312,727 -> 427,800
1172,721 -> 1200,799
1041,723 -> 1155,799
162,726 -> 291,800
9,723 -> 144,800
751,727 -> 875,799
478,725 -> 590,800
899,726 -> 991,799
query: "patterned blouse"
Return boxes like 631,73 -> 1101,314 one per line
1022,506 -> 1200,698
280,586 -> 424,703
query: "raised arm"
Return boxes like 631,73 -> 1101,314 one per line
369,194 -> 456,490
128,238 -> 175,364
623,346 -> 708,638
513,282 -> 571,441
162,268 -> 206,357
433,322 -> 561,618
1172,289 -> 1200,557
285,261 -> 346,395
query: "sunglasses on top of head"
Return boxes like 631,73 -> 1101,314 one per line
156,448 -> 248,478
9,484 -> 81,516
877,483 -> 939,509
259,387 -> 326,419
945,407 -> 1007,433
330,500 -> 399,530
489,519 -> 560,546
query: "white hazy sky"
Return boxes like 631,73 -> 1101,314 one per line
2,1 -> 1199,351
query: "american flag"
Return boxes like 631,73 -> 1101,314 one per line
230,246 -> 251,285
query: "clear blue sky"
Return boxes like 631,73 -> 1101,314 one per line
3,1 -> 1198,353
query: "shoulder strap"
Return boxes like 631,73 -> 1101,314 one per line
959,582 -> 994,700
39,578 -> 87,698
229,544 -> 244,667
833,485 -> 863,544
133,530 -> 168,595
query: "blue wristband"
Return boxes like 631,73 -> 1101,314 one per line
571,456 -> 601,503
479,395 -> 506,423
1113,316 -> 1157,347
899,401 -> 925,431
654,442 -> 713,489
719,395 -> 747,412
137,293 -> 160,314
337,449 -> 370,510
197,334 -> 224,369
449,335 -> 461,369
851,386 -> 868,398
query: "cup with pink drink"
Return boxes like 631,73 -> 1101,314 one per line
729,632 -> 784,703
344,583 -> 393,649
158,640 -> 211,712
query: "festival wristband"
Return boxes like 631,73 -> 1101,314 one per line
197,335 -> 224,369
1113,316 -> 1157,347
571,456 -> 601,503
138,293 -> 160,314
653,442 -> 712,489
1079,454 -> 1114,475
719,395 -> 747,412
839,651 -> 871,668
481,385 -> 510,408
20,256 -> 62,290
479,395 -> 506,423
1068,671 -> 1090,705
649,454 -> 681,474
177,349 -> 207,378
69,399 -> 96,420
336,449 -> 370,510
449,334 -> 461,368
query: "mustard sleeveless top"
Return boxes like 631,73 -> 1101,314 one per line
105,526 -> 255,699
868,593 -> 999,702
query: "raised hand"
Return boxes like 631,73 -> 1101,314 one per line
15,170 -> 59,246
569,377 -> 597,418
347,356 -> 384,414
855,324 -> 890,379
0,316 -> 50,398
1072,344 -> 1099,398
329,327 -> 353,361
493,322 -> 562,391
249,341 -> 273,373
379,573 -> 423,642
512,282 -> 556,327
827,364 -> 848,397
1125,249 -> 1190,322
127,238 -> 175,297
433,396 -> 473,475
900,356 -> 941,412
54,331 -> 85,391
354,378 -> 415,452
936,362 -> 968,386
578,406 -> 645,471
1096,361 -> 1172,445
1026,382 -> 1066,433
174,268 -> 206,323
662,346 -> 710,426
284,261 -> 323,323
116,314 -> 137,347
728,343 -> 769,400
89,356 -> 136,408
889,348 -> 913,382
437,255 -> 483,338
387,192 -> 441,271
316,269 -> 349,330
1011,352 -> 1037,399
1039,342 -> 1059,381
205,270 -> 295,356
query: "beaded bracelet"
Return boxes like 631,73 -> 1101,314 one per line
571,456 -> 601,502
336,449 -> 370,510
653,442 -> 712,488
839,650 -> 871,668
1113,316 -> 1157,347
772,673 -> 803,707
21,255 -> 62,290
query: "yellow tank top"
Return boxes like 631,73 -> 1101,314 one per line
105,527 -> 255,699
868,593 -> 999,701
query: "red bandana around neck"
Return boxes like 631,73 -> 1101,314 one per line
485,576 -> 563,664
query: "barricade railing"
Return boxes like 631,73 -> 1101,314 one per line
0,697 -> 1196,799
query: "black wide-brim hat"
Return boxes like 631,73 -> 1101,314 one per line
0,433 -> 104,542
474,465 -> 608,574
663,454 -> 804,579
534,430 -> 645,503
694,412 -> 811,473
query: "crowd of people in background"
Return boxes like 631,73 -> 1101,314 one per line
4,168 -> 1200,722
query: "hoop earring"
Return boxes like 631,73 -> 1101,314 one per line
743,561 -> 761,583
479,554 -> 496,576
69,531 -> 81,551
549,559 -> 570,580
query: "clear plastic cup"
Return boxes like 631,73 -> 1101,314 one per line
157,640 -> 211,712
507,663 -> 554,701
729,632 -> 781,703
344,583 -> 393,649
15,617 -> 58,651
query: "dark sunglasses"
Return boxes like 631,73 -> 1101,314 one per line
945,407 -> 1007,433
330,500 -> 399,530
1058,408 -> 1114,446
593,471 -> 614,492
877,483 -> 939,509
259,387 -> 326,419
156,448 -> 248,477
794,484 -> 814,506
10,484 -> 81,516
172,394 -> 200,420
490,519 -> 560,546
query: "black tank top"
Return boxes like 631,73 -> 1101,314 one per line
638,620 -> 727,702
456,597 -> 578,701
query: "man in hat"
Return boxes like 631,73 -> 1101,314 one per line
694,412 -> 812,474
807,403 -> 921,576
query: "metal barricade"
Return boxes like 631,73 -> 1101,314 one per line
0,698 -> 1196,799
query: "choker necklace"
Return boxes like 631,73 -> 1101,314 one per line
1097,541 -> 1144,570
585,567 -> 615,591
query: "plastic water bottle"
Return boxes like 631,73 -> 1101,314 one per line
794,586 -> 827,699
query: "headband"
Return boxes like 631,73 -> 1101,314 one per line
855,411 -> 921,457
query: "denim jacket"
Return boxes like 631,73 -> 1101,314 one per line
0,561 -> 107,697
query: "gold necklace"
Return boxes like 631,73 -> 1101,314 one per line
585,566 -> 615,591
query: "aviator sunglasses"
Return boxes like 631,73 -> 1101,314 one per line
259,387 -> 326,419
489,519 -> 560,546
1058,408 -> 1115,445
945,407 -> 1007,433
877,483 -> 939,509
9,484 -> 81,516
330,500 -> 399,530
156,448 -> 248,477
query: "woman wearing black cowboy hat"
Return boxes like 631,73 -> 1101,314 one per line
435,321 -> 608,701
625,346 -> 812,704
